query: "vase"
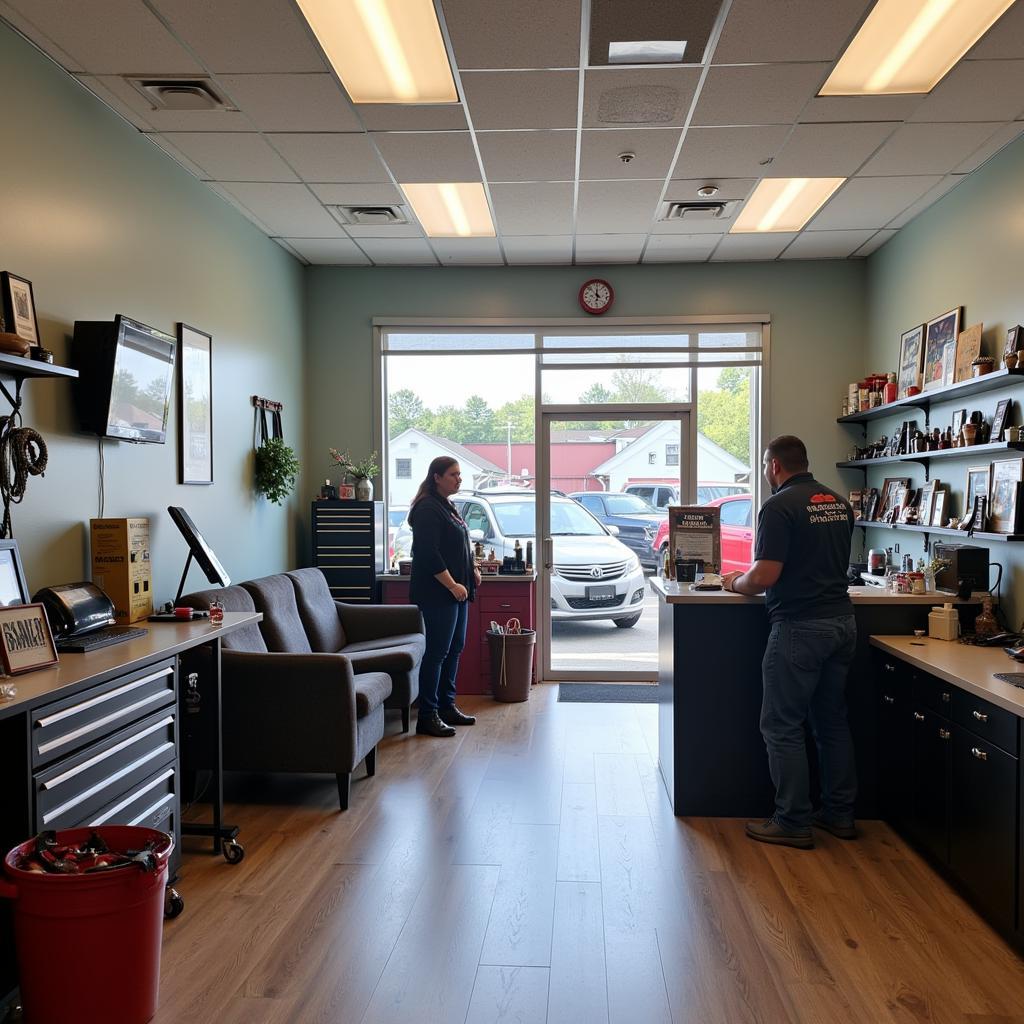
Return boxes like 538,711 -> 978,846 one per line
355,477 -> 373,501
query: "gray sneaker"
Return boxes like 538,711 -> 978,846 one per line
745,817 -> 814,850
812,814 -> 857,840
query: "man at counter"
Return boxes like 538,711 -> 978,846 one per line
721,435 -> 857,850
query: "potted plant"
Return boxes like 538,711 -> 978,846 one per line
255,436 -> 300,505
329,448 -> 379,501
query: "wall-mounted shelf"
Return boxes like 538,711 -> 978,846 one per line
854,519 -> 1024,543
838,368 -> 1024,425
0,350 -> 77,408
837,441 -> 1024,471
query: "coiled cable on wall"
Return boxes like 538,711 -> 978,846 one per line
0,411 -> 47,538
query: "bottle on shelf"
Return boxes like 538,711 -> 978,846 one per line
883,373 -> 898,404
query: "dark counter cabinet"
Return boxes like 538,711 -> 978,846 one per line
873,651 -> 1020,937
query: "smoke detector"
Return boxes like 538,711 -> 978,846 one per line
696,184 -> 719,198
126,77 -> 232,111
329,205 -> 409,226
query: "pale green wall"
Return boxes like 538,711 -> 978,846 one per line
0,24 -> 305,602
866,136 -> 1024,624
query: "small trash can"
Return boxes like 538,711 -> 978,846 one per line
0,826 -> 174,1024
488,629 -> 536,702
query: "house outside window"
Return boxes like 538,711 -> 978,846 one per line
665,444 -> 679,466
396,458 -> 412,479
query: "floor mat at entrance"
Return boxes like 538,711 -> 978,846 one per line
557,684 -> 661,704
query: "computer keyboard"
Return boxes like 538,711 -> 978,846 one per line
56,626 -> 149,653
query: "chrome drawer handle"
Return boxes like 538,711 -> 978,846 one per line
883,695 -> 895,705
500,603 -> 511,609
971,747 -> 988,761
36,667 -> 173,728
913,712 -> 925,721
37,692 -> 171,756
941,692 -> 950,703
939,728 -> 950,740
128,793 -> 175,827
90,767 -> 175,825
884,664 -> 895,673
972,710 -> 988,723
43,716 -> 174,788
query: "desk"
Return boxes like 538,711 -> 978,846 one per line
0,611 -> 260,1010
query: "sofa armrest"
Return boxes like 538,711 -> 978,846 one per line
336,602 -> 424,644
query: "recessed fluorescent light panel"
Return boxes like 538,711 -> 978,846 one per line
609,40 -> 687,63
731,178 -> 845,233
821,0 -> 1016,96
295,0 -> 457,104
401,183 -> 495,237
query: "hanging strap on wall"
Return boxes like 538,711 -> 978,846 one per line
252,396 -> 284,448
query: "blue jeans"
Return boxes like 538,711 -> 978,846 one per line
417,600 -> 469,717
761,615 -> 858,831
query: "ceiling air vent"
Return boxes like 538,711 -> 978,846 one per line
127,77 -> 232,111
330,205 -> 409,226
660,200 -> 736,221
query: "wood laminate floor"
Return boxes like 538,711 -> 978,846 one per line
158,685 -> 1024,1024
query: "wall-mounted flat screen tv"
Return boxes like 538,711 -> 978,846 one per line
71,315 -> 175,443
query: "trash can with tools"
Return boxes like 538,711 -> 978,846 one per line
0,826 -> 174,1024
487,626 -> 536,702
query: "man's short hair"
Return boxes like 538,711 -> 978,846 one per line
766,435 -> 809,472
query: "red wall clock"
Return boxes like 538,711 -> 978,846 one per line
578,278 -> 614,315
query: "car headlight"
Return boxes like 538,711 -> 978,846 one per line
627,554 -> 641,572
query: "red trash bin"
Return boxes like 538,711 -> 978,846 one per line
0,826 -> 173,1024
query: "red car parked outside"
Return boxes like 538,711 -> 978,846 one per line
652,493 -> 754,574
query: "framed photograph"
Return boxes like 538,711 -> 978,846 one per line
178,323 -> 213,485
954,322 -> 983,383
897,324 -> 925,397
879,477 -> 910,520
932,487 -> 948,527
919,481 -> 937,526
989,458 -> 1023,533
952,409 -> 967,437
864,488 -> 880,522
0,603 -> 57,675
965,465 -> 991,523
0,272 -> 39,345
897,487 -> 918,524
922,307 -> 962,391
992,398 -> 1012,442
1005,325 -> 1023,358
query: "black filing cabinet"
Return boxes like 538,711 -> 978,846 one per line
877,653 -> 913,829
312,501 -> 385,603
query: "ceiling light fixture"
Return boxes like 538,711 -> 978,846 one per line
820,0 -> 1015,96
294,0 -> 457,104
401,183 -> 495,237
731,178 -> 845,233
608,40 -> 687,64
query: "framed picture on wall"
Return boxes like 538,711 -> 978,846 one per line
178,323 -> 213,485
897,324 -> 925,398
922,307 -> 962,391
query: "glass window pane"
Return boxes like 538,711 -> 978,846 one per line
544,333 -> 693,349
385,332 -> 534,352
541,367 -> 691,404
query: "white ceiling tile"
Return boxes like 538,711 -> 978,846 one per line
0,1 -> 83,70
91,75 -> 252,132
159,133 -> 298,182
769,122 -> 898,177
432,238 -> 504,264
575,234 -> 646,263
800,94 -> 926,123
577,181 -> 663,233
583,68 -> 700,128
808,176 -> 943,230
782,229 -> 876,259
712,233 -> 797,260
967,3 -> 1024,58
308,183 -> 405,206
371,132 -> 481,182
357,237 -> 439,265
477,131 -> 576,182
282,237 -> 371,265
672,125 -> 790,178
145,135 -> 208,179
5,0 -> 201,74
217,74 -> 362,132
152,0 -> 327,73
954,122 -> 1024,173
503,236 -> 573,264
579,128 -> 681,181
440,0 -> 582,69
886,176 -> 964,229
859,123 -> 1006,175
205,183 -> 275,233
692,64 -> 830,126
650,211 -> 741,235
666,178 -> 756,202
344,221 -> 423,238
357,105 -> 468,132
853,230 -> 897,258
713,0 -> 872,63
462,71 -> 578,130
643,235 -> 719,262
216,182 -> 344,236
267,133 -> 390,184
489,182 -> 575,235
76,76 -> 154,131
909,61 -> 1024,123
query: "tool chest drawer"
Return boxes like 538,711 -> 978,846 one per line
33,709 -> 177,832
31,659 -> 175,767
80,763 -> 178,834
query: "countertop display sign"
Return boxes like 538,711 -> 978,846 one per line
667,505 -> 721,574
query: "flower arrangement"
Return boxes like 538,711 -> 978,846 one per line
329,448 -> 379,481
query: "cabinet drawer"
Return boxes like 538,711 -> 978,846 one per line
952,689 -> 1019,756
913,672 -> 954,717
82,764 -> 177,833
31,660 -> 175,767
34,709 -> 176,831
480,594 -> 530,615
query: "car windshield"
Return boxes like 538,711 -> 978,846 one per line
603,494 -> 657,515
491,498 -> 606,537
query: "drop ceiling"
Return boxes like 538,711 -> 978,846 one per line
3,0 -> 1023,266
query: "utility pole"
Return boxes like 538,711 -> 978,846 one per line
506,420 -> 513,484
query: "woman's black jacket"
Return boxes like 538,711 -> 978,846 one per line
408,495 -> 476,606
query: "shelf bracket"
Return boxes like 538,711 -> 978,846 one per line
0,376 -> 23,415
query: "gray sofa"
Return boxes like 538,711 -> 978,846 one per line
182,568 -> 424,809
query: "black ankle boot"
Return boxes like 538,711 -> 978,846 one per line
438,706 -> 476,726
416,711 -> 456,737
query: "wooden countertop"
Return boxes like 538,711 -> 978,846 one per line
650,576 -> 979,605
871,635 -> 1024,718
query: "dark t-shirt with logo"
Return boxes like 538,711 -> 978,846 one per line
754,473 -> 854,623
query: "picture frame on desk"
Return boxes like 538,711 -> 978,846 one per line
0,602 -> 57,675
989,458 -> 1023,533
178,323 -> 213,485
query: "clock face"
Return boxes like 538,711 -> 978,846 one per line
579,278 -> 614,315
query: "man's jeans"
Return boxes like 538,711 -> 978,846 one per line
760,614 -> 858,831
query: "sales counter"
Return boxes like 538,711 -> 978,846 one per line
652,577 -> 982,818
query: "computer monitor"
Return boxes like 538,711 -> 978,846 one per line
167,506 -> 230,604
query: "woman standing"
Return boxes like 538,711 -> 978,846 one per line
408,456 -> 481,737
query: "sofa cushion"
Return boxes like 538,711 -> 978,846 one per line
354,672 -> 392,717
180,585 -> 267,653
341,633 -> 424,654
242,575 -> 312,653
286,568 -> 346,652
343,643 -> 423,675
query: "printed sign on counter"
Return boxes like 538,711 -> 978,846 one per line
667,505 -> 721,575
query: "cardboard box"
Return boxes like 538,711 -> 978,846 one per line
90,517 -> 153,624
